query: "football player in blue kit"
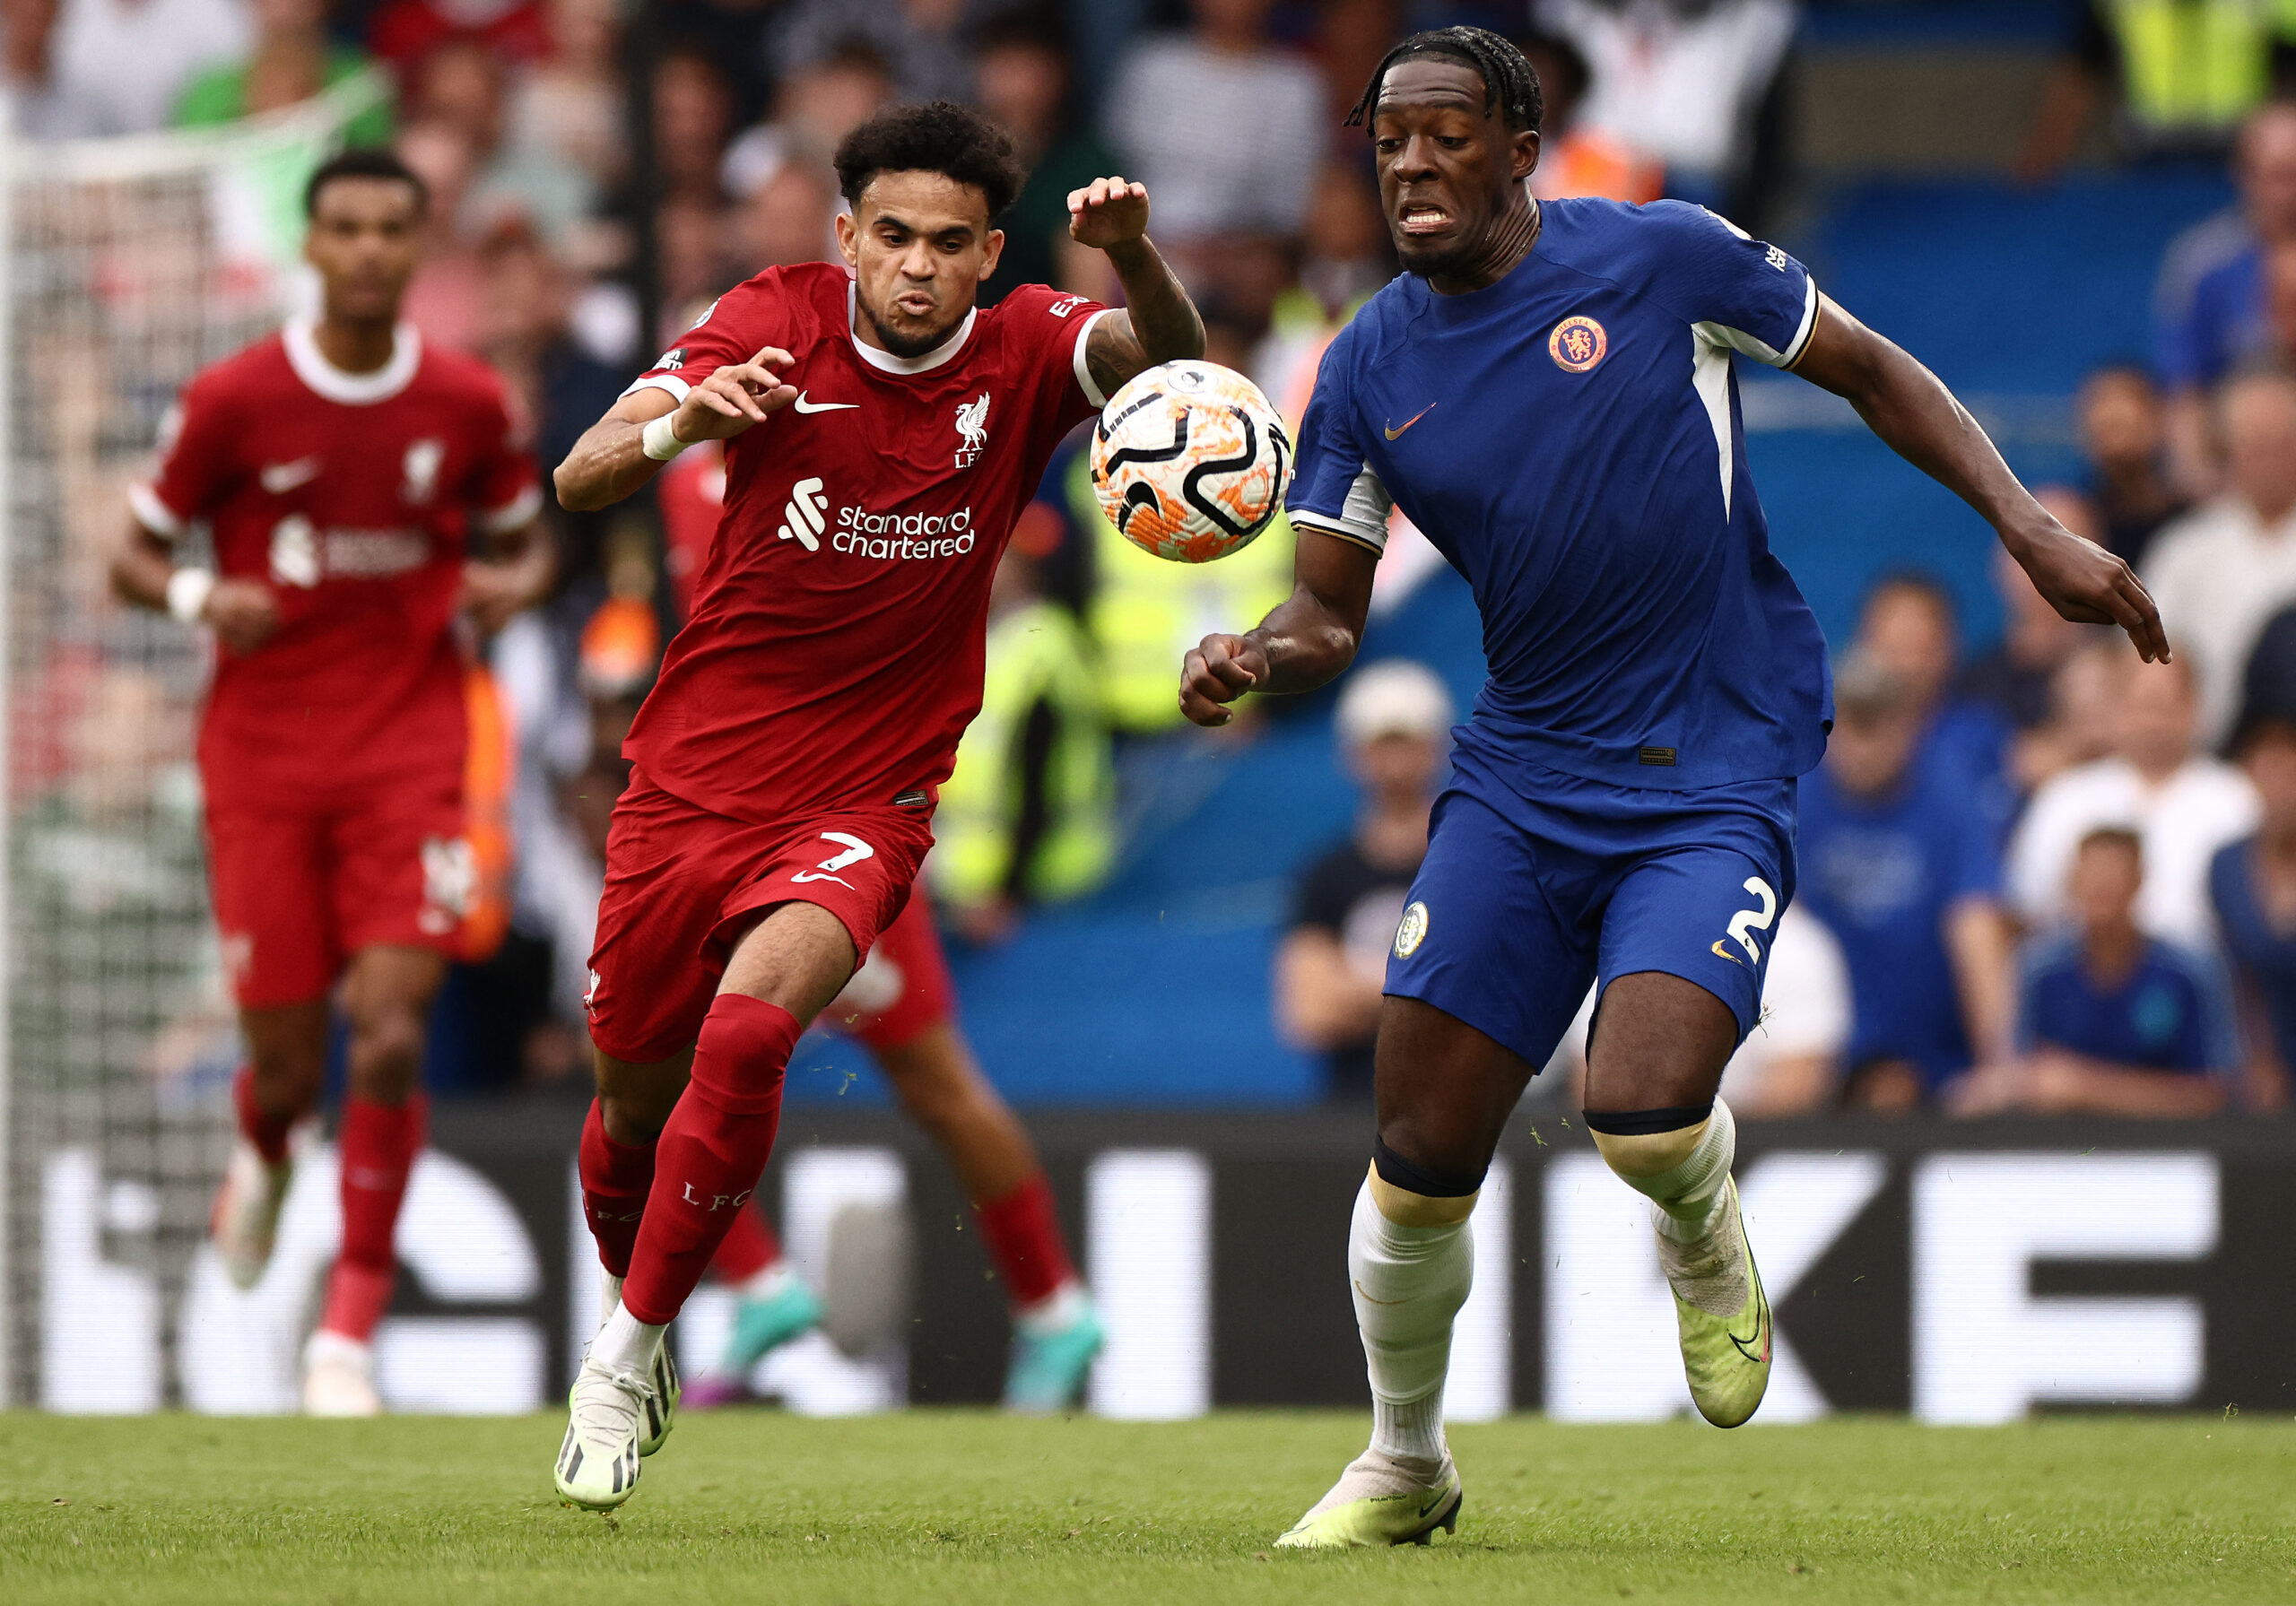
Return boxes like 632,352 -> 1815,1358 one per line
1180,27 -> 2171,1549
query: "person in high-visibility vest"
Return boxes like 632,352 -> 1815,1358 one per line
933,546 -> 1117,933
2019,0 -> 2296,179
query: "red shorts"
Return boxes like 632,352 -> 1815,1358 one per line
816,892 -> 955,1052
205,777 -> 470,1009
585,768 -> 935,1063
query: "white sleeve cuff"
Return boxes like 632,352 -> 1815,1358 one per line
619,374 -> 692,404
476,482 -> 544,534
128,482 -> 188,540
1071,308 -> 1115,408
1290,461 -> 1394,553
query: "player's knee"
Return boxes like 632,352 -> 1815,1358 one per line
348,1006 -> 426,1098
1586,1103 -> 1714,1180
1368,1138 -> 1481,1227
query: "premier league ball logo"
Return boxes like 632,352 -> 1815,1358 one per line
1549,315 -> 1608,374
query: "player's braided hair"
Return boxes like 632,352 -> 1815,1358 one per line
834,100 -> 1027,221
1344,26 -> 1543,136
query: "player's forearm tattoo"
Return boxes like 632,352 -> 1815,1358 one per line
1092,238 -> 1205,392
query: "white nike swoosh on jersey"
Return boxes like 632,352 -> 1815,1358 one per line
791,394 -> 858,413
259,456 -> 322,493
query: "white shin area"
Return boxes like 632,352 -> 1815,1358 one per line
1348,1178 -> 1474,1463
1600,1098 -> 1738,1244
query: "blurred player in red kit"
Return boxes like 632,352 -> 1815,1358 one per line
110,149 -> 552,1417
547,100 -> 1204,1507
688,896 -> 1095,1411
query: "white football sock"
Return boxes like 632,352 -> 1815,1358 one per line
1609,1099 -> 1738,1244
600,1272 -> 623,1327
1348,1179 -> 1473,1463
588,1299 -> 665,1379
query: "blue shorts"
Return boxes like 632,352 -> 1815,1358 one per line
1386,729 -> 1799,1070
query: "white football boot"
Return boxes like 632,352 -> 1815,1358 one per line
210,1136 -> 293,1290
301,1330 -> 382,1417
555,1352 -> 657,1510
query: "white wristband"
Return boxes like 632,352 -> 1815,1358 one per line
640,412 -> 691,462
166,567 -> 215,624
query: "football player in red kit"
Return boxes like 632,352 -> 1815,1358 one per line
689,895 -> 1099,1413
549,100 -> 1203,1507
109,148 -> 552,1415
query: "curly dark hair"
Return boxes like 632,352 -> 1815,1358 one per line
833,100 -> 1026,221
1345,26 -> 1544,137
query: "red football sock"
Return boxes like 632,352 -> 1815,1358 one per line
710,1202 -> 784,1286
319,1093 -> 428,1342
621,995 -> 799,1326
579,1098 -> 657,1279
975,1171 -> 1077,1310
233,1066 -> 298,1167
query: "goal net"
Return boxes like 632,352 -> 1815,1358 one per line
1,74 -> 389,1408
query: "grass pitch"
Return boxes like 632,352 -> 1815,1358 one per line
3,1411 -> 2292,1604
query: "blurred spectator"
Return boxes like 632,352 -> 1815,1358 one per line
396,117 -> 489,350
1958,496 -> 2097,752
735,152 -> 838,274
174,0 -> 389,142
655,43 -> 736,204
1793,652 -> 2015,1112
1532,0 -> 1795,220
2076,364 -> 2187,569
1716,907 -> 1850,1117
655,193 -> 734,336
973,10 -> 1115,306
1276,661 -> 1449,1101
3,0 -> 83,137
508,0 -> 627,190
475,223 -> 622,518
2009,652 -> 2257,951
930,546 -> 1116,945
721,38 -> 892,196
775,0 -> 974,105
1856,572 -> 2013,824
658,0 -> 782,126
1260,160 -> 1391,420
1520,28 -> 1662,205
411,36 -> 596,247
2153,100 -> 2296,493
2018,1 -> 2296,181
42,0 -> 251,136
2143,364 -> 2296,747
367,0 -> 547,74
1958,829 -> 2234,1117
2210,699 -> 2296,1111
1103,0 -> 1325,246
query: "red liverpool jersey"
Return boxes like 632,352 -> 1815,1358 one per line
132,321 -> 540,809
621,262 -> 1110,821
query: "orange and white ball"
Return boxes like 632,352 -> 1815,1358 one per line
1089,360 -> 1293,563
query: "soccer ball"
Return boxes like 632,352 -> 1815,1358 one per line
1090,360 -> 1293,563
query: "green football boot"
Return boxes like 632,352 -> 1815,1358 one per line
1661,1176 -> 1771,1428
1273,1449 -> 1462,1549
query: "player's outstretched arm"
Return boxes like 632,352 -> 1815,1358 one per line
1791,292 -> 2170,663
553,346 -> 798,512
1180,530 -> 1377,726
109,519 -> 280,653
1066,177 -> 1206,397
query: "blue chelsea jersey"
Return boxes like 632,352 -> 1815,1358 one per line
1290,198 -> 1832,789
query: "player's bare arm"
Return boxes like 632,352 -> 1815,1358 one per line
1180,530 -> 1377,726
110,519 -> 281,654
1792,293 -> 2170,663
553,346 -> 798,512
460,516 -> 556,633
1065,176 -> 1206,394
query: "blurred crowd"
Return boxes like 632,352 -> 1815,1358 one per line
11,0 -> 2296,1116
